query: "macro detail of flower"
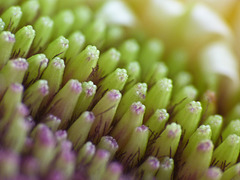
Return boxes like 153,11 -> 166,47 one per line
1,0 -> 240,180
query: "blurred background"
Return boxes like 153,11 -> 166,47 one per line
96,0 -> 240,114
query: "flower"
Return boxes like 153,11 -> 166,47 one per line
0,0 -> 240,180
